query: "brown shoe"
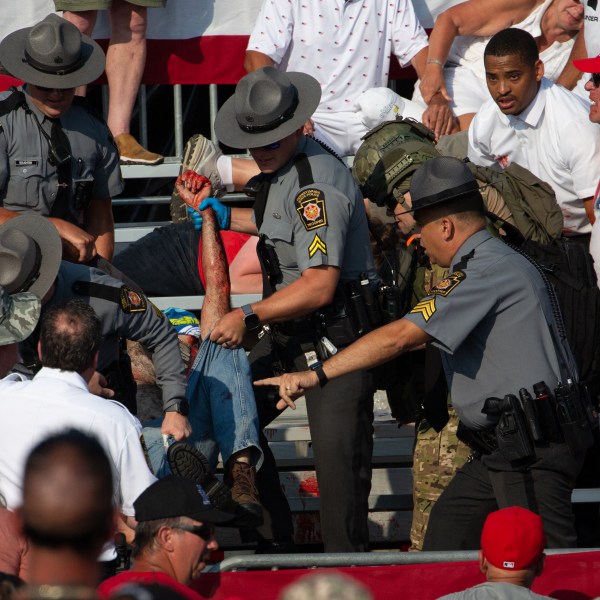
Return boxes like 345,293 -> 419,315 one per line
226,460 -> 263,526
115,133 -> 164,166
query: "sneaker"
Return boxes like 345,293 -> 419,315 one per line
115,133 -> 164,166
225,460 -> 263,526
171,134 -> 225,222
167,442 -> 233,511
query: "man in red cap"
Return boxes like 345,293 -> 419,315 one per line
437,506 -> 550,599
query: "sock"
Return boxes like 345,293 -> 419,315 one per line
216,155 -> 235,192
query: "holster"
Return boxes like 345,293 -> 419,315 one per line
456,421 -> 498,456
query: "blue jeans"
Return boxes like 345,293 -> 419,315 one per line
142,338 -> 263,477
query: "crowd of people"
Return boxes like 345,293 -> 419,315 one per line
0,0 -> 600,598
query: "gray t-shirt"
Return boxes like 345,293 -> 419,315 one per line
437,582 -> 553,600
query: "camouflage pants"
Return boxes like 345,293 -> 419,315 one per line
409,407 -> 471,551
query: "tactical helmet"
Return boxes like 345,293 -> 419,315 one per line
352,117 -> 436,207
359,140 -> 441,209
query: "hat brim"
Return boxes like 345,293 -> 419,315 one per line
573,56 -> 600,74
398,182 -> 490,215
214,71 -> 322,149
0,291 -> 40,345
0,25 -> 105,89
188,506 -> 236,525
0,215 -> 62,298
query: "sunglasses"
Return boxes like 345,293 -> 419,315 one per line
172,524 -> 215,541
591,73 -> 600,88
252,141 -> 281,150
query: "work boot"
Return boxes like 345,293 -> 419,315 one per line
115,133 -> 164,166
167,442 -> 233,511
225,460 -> 263,526
171,133 -> 225,222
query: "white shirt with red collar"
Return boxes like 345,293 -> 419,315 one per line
467,77 -> 600,235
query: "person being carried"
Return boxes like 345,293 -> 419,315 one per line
141,179 -> 263,525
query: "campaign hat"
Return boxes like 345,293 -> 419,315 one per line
0,215 -> 62,299
0,14 -> 105,89
408,156 -> 485,214
215,66 -> 321,149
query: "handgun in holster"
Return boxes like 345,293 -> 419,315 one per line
482,395 -> 535,464
456,421 -> 498,456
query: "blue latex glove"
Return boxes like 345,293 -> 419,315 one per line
186,197 -> 231,231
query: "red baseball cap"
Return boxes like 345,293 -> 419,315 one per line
481,507 -> 546,570
574,55 -> 600,73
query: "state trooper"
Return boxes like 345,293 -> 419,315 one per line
0,14 -> 122,264
0,215 -> 190,440
258,156 -> 586,549
180,67 -> 380,552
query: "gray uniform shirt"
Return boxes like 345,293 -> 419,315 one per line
0,86 -> 124,225
404,230 -> 575,430
36,262 -> 186,410
259,136 -> 377,290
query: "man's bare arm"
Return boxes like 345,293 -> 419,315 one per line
244,50 -> 275,73
556,31 -> 587,90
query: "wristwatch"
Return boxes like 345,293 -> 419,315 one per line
164,399 -> 190,416
241,304 -> 261,331
310,361 -> 329,387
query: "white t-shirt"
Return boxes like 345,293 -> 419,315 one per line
0,367 -> 156,514
246,0 -> 428,114
468,78 -> 600,235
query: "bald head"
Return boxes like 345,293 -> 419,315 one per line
21,430 -> 114,556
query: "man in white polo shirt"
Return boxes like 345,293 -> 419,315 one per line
468,28 -> 600,238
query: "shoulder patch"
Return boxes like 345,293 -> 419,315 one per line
308,234 -> 327,258
296,188 -> 327,231
120,287 -> 147,313
430,271 -> 466,297
410,297 -> 436,322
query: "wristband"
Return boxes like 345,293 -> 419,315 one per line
426,59 -> 444,67
310,361 -> 329,387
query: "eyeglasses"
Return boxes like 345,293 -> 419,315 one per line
172,524 -> 215,541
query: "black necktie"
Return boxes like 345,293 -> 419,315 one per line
48,117 -> 72,218
253,174 -> 273,231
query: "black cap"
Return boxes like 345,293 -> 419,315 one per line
134,476 -> 234,524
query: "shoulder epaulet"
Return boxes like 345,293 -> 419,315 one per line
72,281 -> 148,313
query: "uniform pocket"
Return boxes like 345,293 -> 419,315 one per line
8,157 -> 45,209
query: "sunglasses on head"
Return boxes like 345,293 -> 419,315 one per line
590,73 -> 600,88
172,524 -> 215,541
